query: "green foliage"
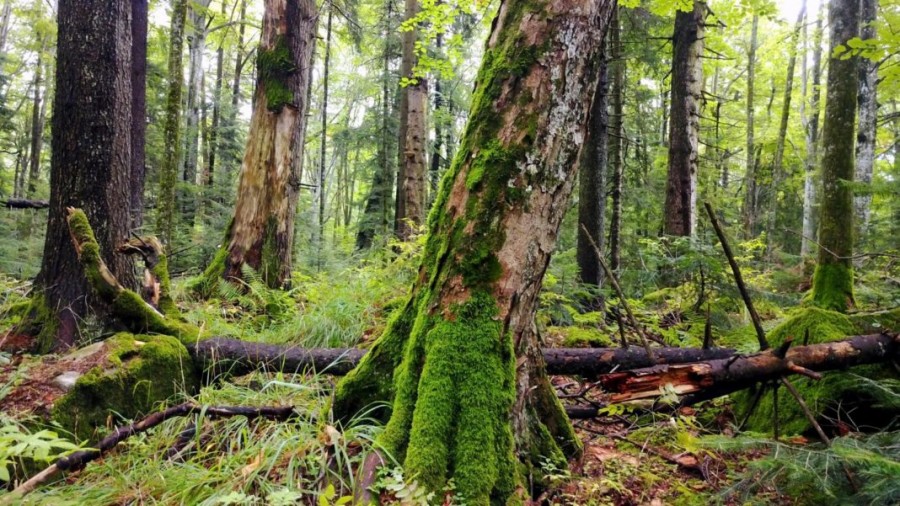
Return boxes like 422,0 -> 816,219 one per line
0,418 -> 80,483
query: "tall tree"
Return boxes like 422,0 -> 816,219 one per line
394,0 -> 427,240
317,2 -> 334,265
131,0 -> 148,229
156,0 -> 188,246
801,5 -> 824,257
198,0 -> 317,291
182,0 -> 212,218
742,14 -> 759,237
663,1 -> 705,237
608,6 -> 624,272
334,1 -> 614,502
33,0 -> 134,351
854,0 -> 878,237
26,37 -> 46,197
811,0 -> 859,312
576,44 -> 609,307
767,4 -> 806,248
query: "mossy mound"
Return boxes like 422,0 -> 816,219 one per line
547,326 -> 614,348
734,308 -> 896,435
848,306 -> 900,335
52,333 -> 200,440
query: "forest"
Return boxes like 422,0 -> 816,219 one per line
0,0 -> 898,504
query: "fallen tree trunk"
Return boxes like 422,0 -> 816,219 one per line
599,332 -> 899,405
2,198 -> 49,209
190,337 -> 736,377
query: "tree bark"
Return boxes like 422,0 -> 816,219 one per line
663,1 -> 704,237
576,42 -> 608,304
181,0 -> 211,224
317,4 -> 333,264
156,0 -> 187,246
394,0 -> 427,240
811,0 -> 859,313
742,14 -> 759,237
608,7 -> 624,273
356,0 -> 397,250
334,1 -> 615,502
207,0 -> 227,188
854,0 -> 878,240
34,0 -> 135,351
26,43 -> 46,197
801,7 -> 824,258
198,0 -> 317,291
131,0 -> 148,230
767,6 -> 805,250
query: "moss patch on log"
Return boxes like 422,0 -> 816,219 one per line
52,333 -> 199,441
734,307 -> 895,435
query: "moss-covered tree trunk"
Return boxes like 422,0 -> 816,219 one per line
810,0 -> 859,312
334,1 -> 614,503
663,1 -> 704,237
32,0 -> 135,351
199,0 -> 316,291
156,0 -> 187,247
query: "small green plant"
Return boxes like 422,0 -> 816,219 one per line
372,467 -> 435,505
0,419 -> 80,482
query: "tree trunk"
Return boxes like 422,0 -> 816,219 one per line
181,0 -> 211,224
663,1 -> 704,237
430,31 -> 444,206
394,0 -> 427,240
608,7 -> 624,273
811,0 -> 859,312
33,0 -> 134,351
26,44 -> 46,197
207,0 -> 227,188
854,0 -> 877,240
576,43 -> 608,305
156,0 -> 187,246
131,0 -> 148,230
801,7 -> 824,258
317,4 -> 333,266
356,0 -> 396,250
767,6 -> 805,251
334,1 -> 615,502
742,14 -> 759,237
198,0 -> 316,291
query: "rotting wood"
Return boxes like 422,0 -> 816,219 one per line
190,337 -> 735,378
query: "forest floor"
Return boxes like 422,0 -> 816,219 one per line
0,242 -> 898,505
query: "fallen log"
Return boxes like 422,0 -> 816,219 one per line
599,332 -> 899,405
2,198 -> 49,209
190,337 -> 737,378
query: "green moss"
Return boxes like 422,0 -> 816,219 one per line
735,308 -> 893,435
191,245 -> 228,299
376,292 -> 518,505
52,333 -> 199,441
808,262 -> 855,313
257,35 -> 295,111
848,307 -> 900,334
150,252 -> 179,318
550,326 -> 613,348
110,290 -> 199,344
25,293 -> 59,354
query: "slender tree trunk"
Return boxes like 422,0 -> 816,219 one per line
26,45 -> 45,197
156,0 -> 188,246
608,7 -> 624,273
131,0 -> 148,230
742,14 -> 759,237
207,0 -> 227,188
663,1 -> 704,237
0,0 -> 12,87
854,0 -> 878,239
335,1 -> 615,502
198,0 -> 317,291
394,0 -> 427,240
430,31 -> 444,206
801,6 -> 824,258
576,43 -> 608,306
356,2 -> 396,250
34,0 -> 134,351
317,4 -> 333,267
767,5 -> 806,250
223,0 -> 248,182
811,0 -> 859,313
181,0 -> 211,224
